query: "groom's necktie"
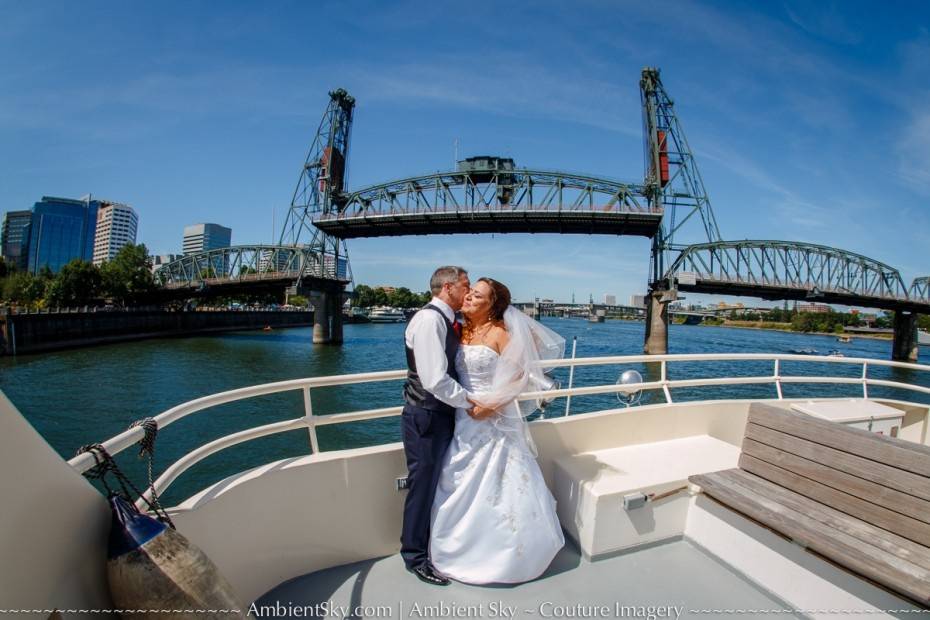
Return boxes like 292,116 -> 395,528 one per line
452,318 -> 462,338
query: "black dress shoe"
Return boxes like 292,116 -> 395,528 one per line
409,564 -> 450,586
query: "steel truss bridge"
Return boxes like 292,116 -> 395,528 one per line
153,245 -> 346,299
667,241 -> 930,313
313,167 -> 661,238
151,71 -> 927,355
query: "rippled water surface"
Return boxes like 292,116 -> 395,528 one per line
2,319 -> 928,504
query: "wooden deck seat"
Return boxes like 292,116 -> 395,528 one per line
690,402 -> 930,607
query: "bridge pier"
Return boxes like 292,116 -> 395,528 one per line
312,292 -> 331,344
329,292 -> 344,344
643,289 -> 671,355
892,310 -> 919,362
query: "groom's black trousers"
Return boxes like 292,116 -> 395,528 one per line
400,403 -> 455,570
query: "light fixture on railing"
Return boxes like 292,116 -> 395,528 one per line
530,370 -> 561,413
616,369 -> 644,407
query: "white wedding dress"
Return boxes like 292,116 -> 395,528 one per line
429,344 -> 565,584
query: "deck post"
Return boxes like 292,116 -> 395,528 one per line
312,292 -> 331,344
892,310 -> 918,362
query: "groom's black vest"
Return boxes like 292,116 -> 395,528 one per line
403,304 -> 460,413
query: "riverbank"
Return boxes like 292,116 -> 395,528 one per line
0,309 -> 315,355
706,320 -> 893,340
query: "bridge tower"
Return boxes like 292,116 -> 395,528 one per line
280,88 -> 355,343
640,68 -> 721,354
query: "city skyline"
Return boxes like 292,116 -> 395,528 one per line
1,2 -> 927,305
1,195 -> 141,275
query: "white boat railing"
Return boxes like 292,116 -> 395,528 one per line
65,353 -> 930,508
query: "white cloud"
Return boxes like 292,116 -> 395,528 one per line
783,1 -> 863,45
897,106 -> 930,196
343,53 -> 641,138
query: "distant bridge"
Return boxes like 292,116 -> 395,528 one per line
314,160 -> 661,238
153,245 -> 347,300
665,241 -> 929,313
513,301 -> 646,318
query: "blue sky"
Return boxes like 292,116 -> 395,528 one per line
2,0 -> 928,305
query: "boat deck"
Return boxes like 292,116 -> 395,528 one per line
256,538 -> 800,618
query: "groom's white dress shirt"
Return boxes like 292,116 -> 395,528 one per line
404,296 -> 472,409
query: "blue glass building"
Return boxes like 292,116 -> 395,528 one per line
24,196 -> 100,274
1,210 -> 32,271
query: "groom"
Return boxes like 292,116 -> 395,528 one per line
400,265 -> 491,586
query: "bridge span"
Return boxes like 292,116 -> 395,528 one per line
313,158 -> 661,238
638,240 -> 930,361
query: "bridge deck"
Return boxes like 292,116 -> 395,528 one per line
677,280 -> 930,313
313,209 -> 662,239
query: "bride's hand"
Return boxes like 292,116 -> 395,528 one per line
467,397 -> 497,420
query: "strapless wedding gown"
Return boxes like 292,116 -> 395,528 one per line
429,344 -> 564,584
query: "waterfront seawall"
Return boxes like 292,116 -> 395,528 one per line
0,309 -> 315,355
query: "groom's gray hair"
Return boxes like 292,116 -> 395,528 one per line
430,266 -> 468,295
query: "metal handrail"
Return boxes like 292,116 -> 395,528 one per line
64,353 -> 930,508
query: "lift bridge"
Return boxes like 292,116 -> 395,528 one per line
154,70 -> 928,359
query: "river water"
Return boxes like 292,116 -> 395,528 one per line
2,319 -> 928,505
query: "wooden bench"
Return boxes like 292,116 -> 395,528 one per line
690,402 -> 930,607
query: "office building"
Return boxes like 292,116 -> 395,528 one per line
630,294 -> 646,309
603,294 -> 616,306
24,196 -> 100,274
150,254 -> 181,274
92,202 -> 138,265
798,303 -> 833,314
183,223 -> 231,277
1,210 -> 32,271
259,249 -> 293,273
183,223 -> 232,255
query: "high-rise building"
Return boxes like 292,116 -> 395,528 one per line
183,223 -> 231,255
630,294 -> 646,309
150,254 -> 181,273
92,202 -> 138,265
1,210 -> 32,271
603,294 -> 617,306
183,223 -> 232,277
24,196 -> 100,274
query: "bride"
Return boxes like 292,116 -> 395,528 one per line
429,277 -> 565,584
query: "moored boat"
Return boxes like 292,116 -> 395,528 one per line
367,306 -> 406,323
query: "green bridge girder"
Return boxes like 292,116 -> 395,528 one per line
666,240 -> 929,312
312,167 -> 662,239
154,245 -> 347,293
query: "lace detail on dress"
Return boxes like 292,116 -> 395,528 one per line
454,344 -> 499,393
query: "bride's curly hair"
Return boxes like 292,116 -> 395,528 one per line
479,277 -> 511,322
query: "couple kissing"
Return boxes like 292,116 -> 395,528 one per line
400,266 -> 565,586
